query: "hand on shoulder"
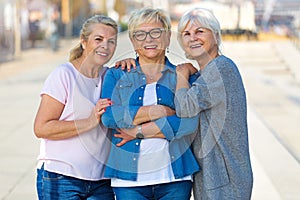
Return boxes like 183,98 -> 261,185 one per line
114,58 -> 136,72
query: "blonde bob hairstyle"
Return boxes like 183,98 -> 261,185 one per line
177,8 -> 222,55
69,15 -> 118,61
128,8 -> 171,38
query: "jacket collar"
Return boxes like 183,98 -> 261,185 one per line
134,57 -> 176,74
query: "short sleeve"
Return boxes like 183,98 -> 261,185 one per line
40,64 -> 72,105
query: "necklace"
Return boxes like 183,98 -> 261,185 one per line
93,77 -> 99,87
146,72 -> 161,81
148,75 -> 154,80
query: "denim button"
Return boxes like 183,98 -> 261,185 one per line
135,142 -> 139,146
158,98 -> 161,101
133,157 -> 136,161
139,97 -> 142,100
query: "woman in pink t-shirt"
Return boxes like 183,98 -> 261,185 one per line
34,15 -> 117,200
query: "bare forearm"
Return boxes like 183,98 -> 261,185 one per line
133,105 -> 173,125
115,121 -> 166,146
141,122 -> 165,139
34,118 -> 97,140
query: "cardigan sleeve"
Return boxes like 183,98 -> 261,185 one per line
175,61 -> 226,118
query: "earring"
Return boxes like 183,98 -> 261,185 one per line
166,47 -> 169,53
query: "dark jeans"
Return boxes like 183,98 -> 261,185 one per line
36,165 -> 114,200
113,180 -> 192,200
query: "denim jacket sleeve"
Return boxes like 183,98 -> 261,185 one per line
154,114 -> 199,141
101,68 -> 140,129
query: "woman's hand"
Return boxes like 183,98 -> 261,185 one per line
115,58 -> 136,72
150,105 -> 176,120
176,63 -> 197,77
133,105 -> 175,125
161,105 -> 176,116
89,98 -> 112,126
114,121 -> 166,147
34,95 -> 113,140
176,63 -> 197,91
115,128 -> 136,147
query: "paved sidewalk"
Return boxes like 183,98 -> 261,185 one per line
223,40 -> 300,200
0,35 -> 299,199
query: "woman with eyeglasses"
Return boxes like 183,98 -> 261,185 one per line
100,8 -> 200,200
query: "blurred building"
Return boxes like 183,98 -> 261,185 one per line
0,0 -> 17,62
1,0 -> 300,62
0,0 -> 90,62
254,0 -> 300,37
170,0 -> 257,39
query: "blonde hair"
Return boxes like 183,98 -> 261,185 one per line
128,8 -> 171,38
177,8 -> 222,55
69,15 -> 118,61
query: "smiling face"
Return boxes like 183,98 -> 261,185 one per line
131,21 -> 171,62
82,23 -> 117,66
181,21 -> 218,62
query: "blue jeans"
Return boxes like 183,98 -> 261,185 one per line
113,180 -> 192,200
36,165 -> 114,200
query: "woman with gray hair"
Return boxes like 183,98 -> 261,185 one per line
34,15 -> 118,199
175,8 -> 253,200
101,7 -> 200,200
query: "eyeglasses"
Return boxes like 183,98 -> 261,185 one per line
133,28 -> 165,41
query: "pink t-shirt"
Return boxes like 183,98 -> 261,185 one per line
37,62 -> 111,180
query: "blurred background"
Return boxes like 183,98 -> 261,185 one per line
0,0 -> 300,199
0,0 -> 300,62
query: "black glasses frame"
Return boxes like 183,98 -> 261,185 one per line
133,28 -> 165,41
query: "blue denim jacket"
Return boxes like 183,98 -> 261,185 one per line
101,57 -> 200,181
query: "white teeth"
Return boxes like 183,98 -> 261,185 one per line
96,51 -> 108,56
190,44 -> 201,48
144,45 -> 157,49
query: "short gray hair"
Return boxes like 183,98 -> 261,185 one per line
177,8 -> 222,54
128,8 -> 171,38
